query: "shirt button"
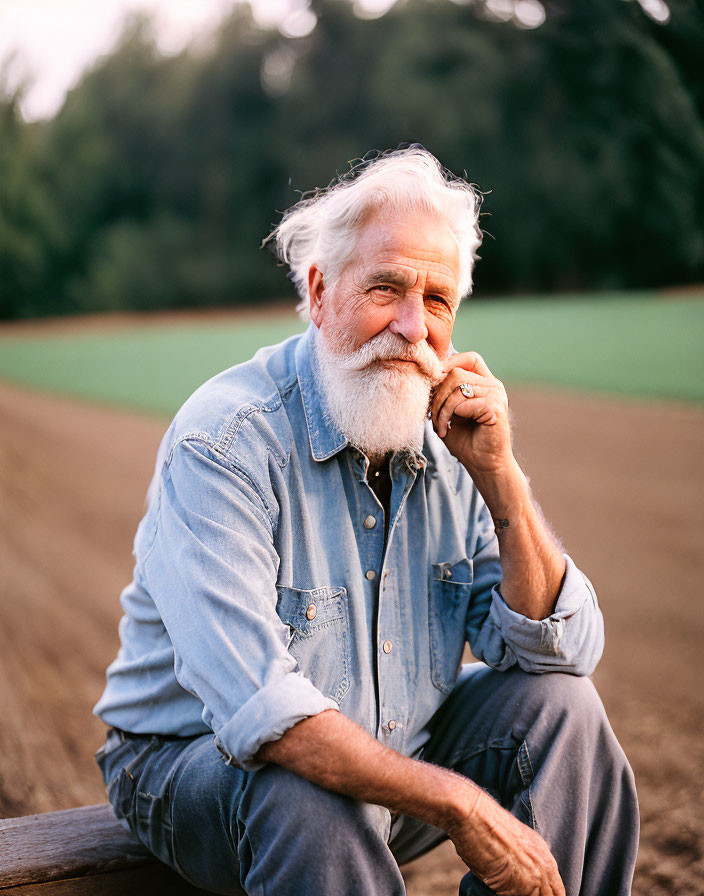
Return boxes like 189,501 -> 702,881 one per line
306,604 -> 317,621
382,640 -> 393,654
387,720 -> 397,731
363,515 -> 376,530
443,568 -> 452,580
366,570 -> 376,581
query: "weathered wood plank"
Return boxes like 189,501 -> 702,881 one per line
3,864 -> 212,894
0,805 -> 150,888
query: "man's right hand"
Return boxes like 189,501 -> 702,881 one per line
447,788 -> 565,896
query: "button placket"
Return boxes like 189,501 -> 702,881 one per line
352,451 -> 385,592
373,459 -> 419,750
377,563 -> 403,744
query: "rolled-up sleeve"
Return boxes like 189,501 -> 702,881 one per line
141,437 -> 339,771
467,505 -> 604,676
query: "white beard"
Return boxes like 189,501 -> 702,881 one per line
311,325 -> 444,459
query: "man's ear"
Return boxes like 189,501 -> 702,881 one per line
308,265 -> 325,328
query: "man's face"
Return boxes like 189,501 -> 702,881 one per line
310,208 -> 461,371
307,209 -> 462,458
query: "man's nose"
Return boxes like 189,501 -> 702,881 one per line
388,296 -> 428,344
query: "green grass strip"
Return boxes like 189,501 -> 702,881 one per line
453,293 -> 704,403
0,292 -> 702,416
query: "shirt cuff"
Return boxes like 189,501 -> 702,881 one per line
213,671 -> 340,771
488,553 -> 603,673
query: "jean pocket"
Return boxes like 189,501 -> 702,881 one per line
106,736 -> 161,826
428,559 -> 473,695
276,584 -> 351,704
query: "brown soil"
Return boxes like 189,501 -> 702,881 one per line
0,378 -> 702,895
0,303 -> 298,338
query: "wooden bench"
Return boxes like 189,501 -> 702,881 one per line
0,804 -> 211,894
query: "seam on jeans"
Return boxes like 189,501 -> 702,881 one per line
168,791 -> 192,884
123,736 -> 161,779
521,787 -> 537,832
167,744 -> 214,889
518,740 -> 538,832
136,788 -> 171,807
517,739 -> 534,788
445,737 -> 518,771
235,802 -> 268,896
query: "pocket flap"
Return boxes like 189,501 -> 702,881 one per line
276,585 -> 347,633
431,558 -> 473,587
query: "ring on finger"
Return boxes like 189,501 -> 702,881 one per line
458,382 -> 475,399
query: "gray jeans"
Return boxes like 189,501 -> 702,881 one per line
95,664 -> 639,895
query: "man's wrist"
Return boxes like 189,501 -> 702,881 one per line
468,457 -> 531,521
438,768 -> 486,834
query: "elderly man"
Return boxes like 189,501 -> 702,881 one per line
93,149 -> 638,896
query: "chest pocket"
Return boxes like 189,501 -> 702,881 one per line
275,585 -> 351,705
428,558 -> 473,694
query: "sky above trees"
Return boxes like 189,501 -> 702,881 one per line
1,0 -> 672,121
1,0 -> 304,120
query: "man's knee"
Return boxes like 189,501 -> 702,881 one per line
505,673 -> 639,892
453,665 -> 609,739
516,671 -> 611,737
518,667 -> 602,713
502,669 -> 634,787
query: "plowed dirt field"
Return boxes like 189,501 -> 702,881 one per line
1,378 -> 702,894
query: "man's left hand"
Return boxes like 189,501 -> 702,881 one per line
431,351 -> 513,476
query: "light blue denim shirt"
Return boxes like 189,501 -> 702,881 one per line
94,326 -> 604,771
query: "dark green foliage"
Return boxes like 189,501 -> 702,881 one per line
1,0 -> 702,319
0,81 -> 63,318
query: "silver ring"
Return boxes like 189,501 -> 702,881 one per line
459,382 -> 475,399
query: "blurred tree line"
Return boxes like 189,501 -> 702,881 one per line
1,0 -> 703,319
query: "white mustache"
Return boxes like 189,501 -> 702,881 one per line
336,331 -> 444,382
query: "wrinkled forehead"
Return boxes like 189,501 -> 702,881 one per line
349,207 -> 461,291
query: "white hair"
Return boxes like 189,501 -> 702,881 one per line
265,148 -> 484,318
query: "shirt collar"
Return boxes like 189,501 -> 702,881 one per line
295,325 -> 348,462
295,324 -> 429,471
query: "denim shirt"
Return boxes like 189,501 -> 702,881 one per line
93,326 -> 604,771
